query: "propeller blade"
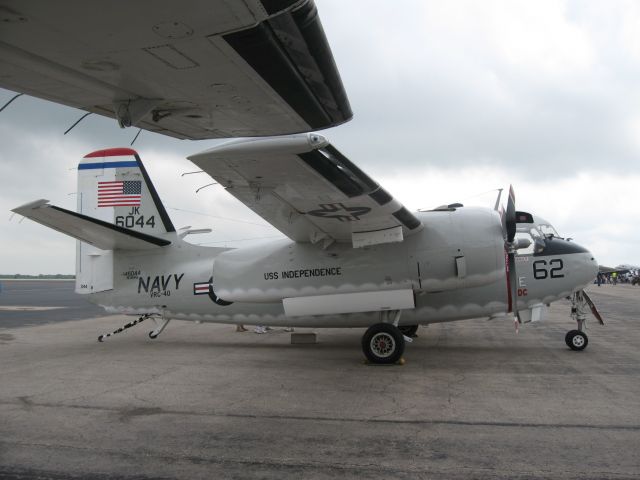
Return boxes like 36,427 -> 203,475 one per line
508,250 -> 520,318
502,185 -> 519,322
506,184 -> 516,243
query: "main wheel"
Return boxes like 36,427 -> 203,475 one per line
565,330 -> 588,351
362,323 -> 405,364
398,325 -> 419,337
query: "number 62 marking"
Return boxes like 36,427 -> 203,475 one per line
533,259 -> 564,279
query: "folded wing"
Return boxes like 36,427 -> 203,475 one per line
188,134 -> 422,248
0,0 -> 351,139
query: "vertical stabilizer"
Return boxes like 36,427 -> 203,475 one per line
75,148 -> 174,294
77,148 -> 174,234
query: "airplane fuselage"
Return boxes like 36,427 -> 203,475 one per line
89,207 -> 598,328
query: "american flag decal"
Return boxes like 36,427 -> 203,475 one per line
193,282 -> 211,295
97,180 -> 142,207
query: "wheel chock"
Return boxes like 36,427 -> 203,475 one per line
362,357 -> 406,366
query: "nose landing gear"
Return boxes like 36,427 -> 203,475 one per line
565,290 -> 604,351
565,329 -> 588,351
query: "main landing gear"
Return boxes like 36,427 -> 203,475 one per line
398,324 -> 419,338
361,311 -> 414,364
362,323 -> 405,364
565,290 -> 604,351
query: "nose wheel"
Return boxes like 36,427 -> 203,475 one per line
565,329 -> 588,351
565,290 -> 603,352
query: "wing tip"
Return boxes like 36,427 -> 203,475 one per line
11,199 -> 50,214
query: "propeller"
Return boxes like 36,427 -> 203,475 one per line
503,185 -> 520,325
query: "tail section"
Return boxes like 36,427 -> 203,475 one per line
12,148 -> 175,295
74,148 -> 174,294
77,148 -> 175,235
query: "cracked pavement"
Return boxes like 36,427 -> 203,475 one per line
0,284 -> 639,479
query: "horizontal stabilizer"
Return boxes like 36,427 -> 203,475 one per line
12,200 -> 171,250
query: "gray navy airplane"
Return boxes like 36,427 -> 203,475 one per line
3,0 -> 602,363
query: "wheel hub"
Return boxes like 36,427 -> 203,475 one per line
370,332 -> 395,358
572,335 -> 585,348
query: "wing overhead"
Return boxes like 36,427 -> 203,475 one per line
12,200 -> 171,250
0,0 -> 351,139
188,134 -> 423,248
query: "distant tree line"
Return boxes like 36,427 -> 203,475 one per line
0,274 -> 75,279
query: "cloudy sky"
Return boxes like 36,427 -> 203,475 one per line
1,0 -> 639,274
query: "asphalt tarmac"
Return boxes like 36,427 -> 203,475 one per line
0,280 -> 105,327
0,282 -> 639,479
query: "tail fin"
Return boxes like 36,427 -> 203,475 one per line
14,148 -> 175,294
78,148 -> 175,235
73,148 -> 174,294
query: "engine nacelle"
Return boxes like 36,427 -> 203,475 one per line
212,208 -> 506,304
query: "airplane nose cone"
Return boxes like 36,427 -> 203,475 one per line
585,249 -> 599,282
540,237 -> 598,287
570,242 -> 599,287
572,242 -> 598,286
571,242 -> 599,281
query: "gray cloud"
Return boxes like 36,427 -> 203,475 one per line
321,0 -> 640,176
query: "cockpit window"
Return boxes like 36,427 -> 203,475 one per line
515,227 -> 546,255
538,224 -> 559,238
514,217 -> 558,254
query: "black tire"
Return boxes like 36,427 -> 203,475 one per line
398,325 -> 419,337
565,330 -> 588,351
362,323 -> 405,364
148,331 -> 158,339
564,330 -> 574,348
